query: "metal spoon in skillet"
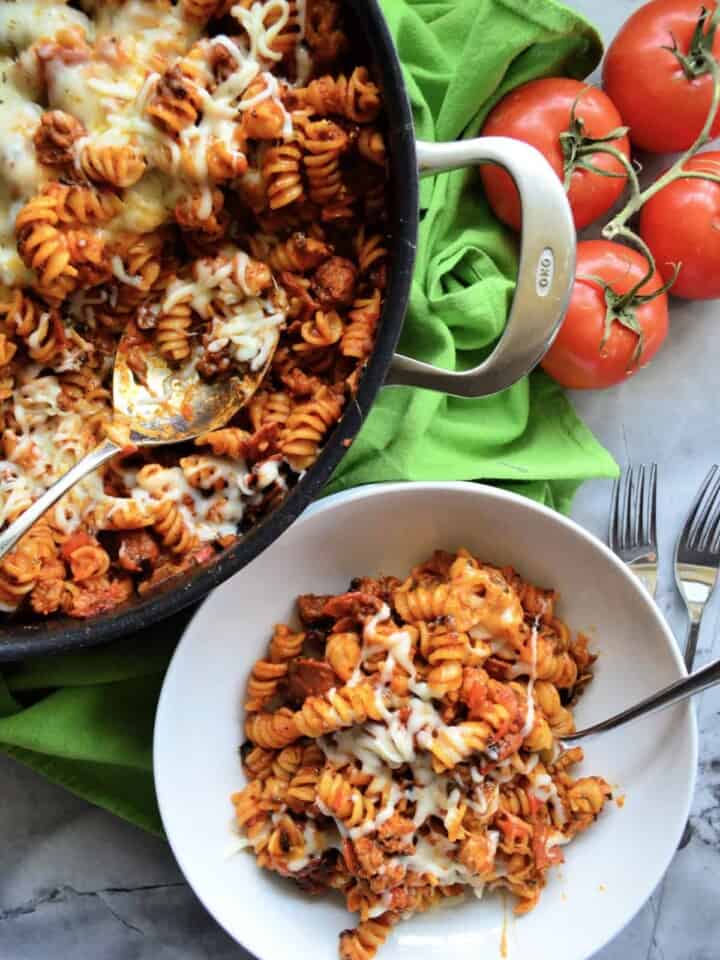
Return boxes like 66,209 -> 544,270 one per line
0,323 -> 279,562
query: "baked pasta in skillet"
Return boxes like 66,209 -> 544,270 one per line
0,0 -> 388,619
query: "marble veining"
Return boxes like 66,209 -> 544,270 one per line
3,0 -> 720,956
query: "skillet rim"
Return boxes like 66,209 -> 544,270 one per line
0,0 -> 419,660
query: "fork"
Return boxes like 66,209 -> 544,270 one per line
609,464 -> 658,598
564,470 -> 720,743
674,466 -> 720,849
562,649 -> 720,742
675,464 -> 720,672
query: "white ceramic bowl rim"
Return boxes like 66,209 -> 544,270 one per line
154,480 -> 698,960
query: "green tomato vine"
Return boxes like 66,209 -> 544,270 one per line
564,5 -> 720,368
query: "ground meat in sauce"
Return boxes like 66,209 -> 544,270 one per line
312,256 -> 357,307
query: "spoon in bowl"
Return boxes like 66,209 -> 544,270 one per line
563,651 -> 720,741
0,324 -> 278,561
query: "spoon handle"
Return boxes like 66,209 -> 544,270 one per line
0,438 -> 121,562
564,653 -> 720,741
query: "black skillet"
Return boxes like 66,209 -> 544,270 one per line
0,0 -> 575,659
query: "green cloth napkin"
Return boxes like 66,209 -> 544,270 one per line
0,0 -> 616,836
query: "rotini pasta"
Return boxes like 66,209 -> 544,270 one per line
233,550 -> 612,958
156,296 -> 193,363
264,143 -> 305,209
293,68 -> 381,123
15,193 -> 78,298
0,0 -> 388,622
341,290 -> 381,360
33,110 -> 87,167
76,142 -> 148,189
44,183 -> 123,227
297,116 -> 348,206
280,385 -> 345,470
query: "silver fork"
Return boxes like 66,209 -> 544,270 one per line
675,465 -> 720,672
674,466 -> 720,849
609,464 -> 658,598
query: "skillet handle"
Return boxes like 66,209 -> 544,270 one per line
385,137 -> 575,398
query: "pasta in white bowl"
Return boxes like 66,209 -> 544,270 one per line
154,481 -> 697,960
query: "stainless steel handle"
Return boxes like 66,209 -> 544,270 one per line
678,615 -> 703,848
627,559 -> 658,600
563,654 -> 720,742
386,137 -> 575,398
685,618 -> 702,672
0,438 -> 120,561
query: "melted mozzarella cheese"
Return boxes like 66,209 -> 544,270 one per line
312,595 -> 569,902
128,453 -> 288,543
0,0 -> 311,565
45,2 -> 198,177
94,0 -> 197,71
107,172 -> 181,238
231,0 -> 289,63
0,59 -> 45,215
0,1 -> 92,51
529,768 -> 567,826
208,298 -> 283,371
519,615 -> 540,738
164,249 -> 286,373
0,184 -> 33,286
110,256 -> 145,288
394,836 -> 484,890
0,459 -> 35,526
0,374 -> 115,528
45,58 -> 109,130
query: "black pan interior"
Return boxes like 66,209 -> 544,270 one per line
0,0 -> 419,660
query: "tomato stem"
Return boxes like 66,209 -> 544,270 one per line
578,231 -> 677,370
663,5 -> 720,80
585,11 -> 719,374
577,271 -> 648,366
559,90 -> 630,192
585,143 -> 641,196
673,168 -> 720,184
609,229 -> 657,302
604,26 -> 720,239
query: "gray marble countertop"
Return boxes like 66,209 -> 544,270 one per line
3,1 -> 720,957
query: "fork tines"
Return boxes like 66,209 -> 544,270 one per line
678,465 -> 720,559
609,463 -> 658,558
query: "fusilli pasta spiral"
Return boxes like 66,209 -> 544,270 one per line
234,551 -> 611,957
0,0 -> 387,622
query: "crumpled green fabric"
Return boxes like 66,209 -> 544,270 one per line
0,0 -> 615,835
326,0 -> 616,511
0,636 -> 179,834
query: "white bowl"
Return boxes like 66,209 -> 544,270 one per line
154,481 -> 697,960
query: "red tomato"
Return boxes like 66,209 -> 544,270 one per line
480,78 -> 630,231
603,0 -> 720,153
639,151 -> 720,299
541,241 -> 670,390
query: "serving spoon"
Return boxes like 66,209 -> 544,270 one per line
0,327 -> 278,561
563,652 -> 720,741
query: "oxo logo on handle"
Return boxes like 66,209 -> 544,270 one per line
535,248 -> 555,297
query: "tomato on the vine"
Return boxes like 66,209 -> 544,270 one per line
479,78 -> 630,231
541,241 -> 670,390
639,151 -> 720,299
603,0 -> 720,153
